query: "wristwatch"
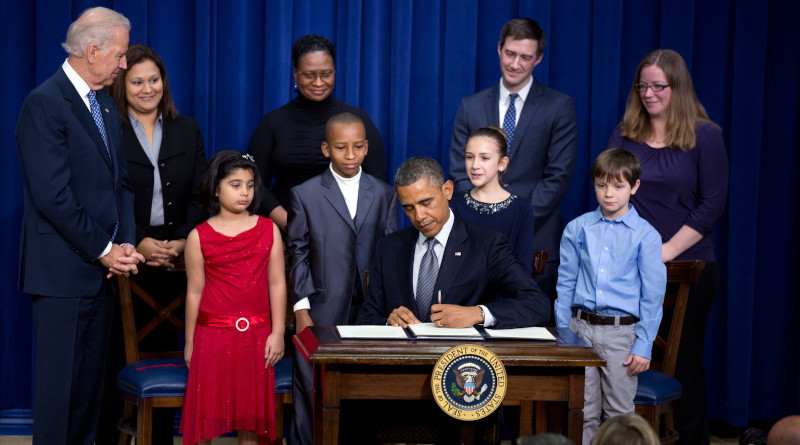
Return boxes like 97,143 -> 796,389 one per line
479,306 -> 485,324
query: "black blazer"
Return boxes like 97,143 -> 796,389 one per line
287,169 -> 398,326
16,67 -> 135,297
122,114 -> 207,243
449,79 -> 578,258
357,215 -> 551,328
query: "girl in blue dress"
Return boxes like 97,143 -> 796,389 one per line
451,126 -> 535,274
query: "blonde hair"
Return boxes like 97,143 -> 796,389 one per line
591,415 -> 659,445
619,49 -> 719,151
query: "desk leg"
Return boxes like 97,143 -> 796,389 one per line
567,373 -> 585,444
315,367 -> 341,445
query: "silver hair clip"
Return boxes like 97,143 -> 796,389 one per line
242,154 -> 255,162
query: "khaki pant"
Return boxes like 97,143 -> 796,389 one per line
569,316 -> 638,445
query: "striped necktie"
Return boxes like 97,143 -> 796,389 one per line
416,237 -> 439,322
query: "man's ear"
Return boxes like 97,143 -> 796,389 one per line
442,180 -> 454,200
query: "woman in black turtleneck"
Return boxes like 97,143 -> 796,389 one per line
247,34 -> 386,231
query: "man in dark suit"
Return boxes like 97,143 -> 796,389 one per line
358,156 -> 550,329
287,113 -> 398,445
15,7 -> 143,445
449,18 -> 578,310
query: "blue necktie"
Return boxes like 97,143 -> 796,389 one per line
416,237 -> 439,322
502,93 -> 519,151
88,90 -> 119,242
88,90 -> 111,160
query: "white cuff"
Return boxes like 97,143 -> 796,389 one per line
97,242 -> 113,260
293,297 -> 310,312
478,305 -> 496,327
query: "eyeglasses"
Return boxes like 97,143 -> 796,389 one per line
298,71 -> 334,81
635,83 -> 670,92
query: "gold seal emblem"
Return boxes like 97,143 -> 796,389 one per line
431,344 -> 507,420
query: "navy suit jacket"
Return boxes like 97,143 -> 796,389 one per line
449,78 -> 578,258
357,215 -> 551,328
287,168 -> 398,326
123,115 -> 207,243
16,67 -> 135,297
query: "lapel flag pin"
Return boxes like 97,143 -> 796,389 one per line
104,108 -> 110,113
455,252 -> 462,256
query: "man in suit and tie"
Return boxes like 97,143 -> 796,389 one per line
358,156 -> 550,329
449,18 -> 578,311
15,7 -> 143,445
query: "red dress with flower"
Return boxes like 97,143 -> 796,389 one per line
180,216 -> 275,444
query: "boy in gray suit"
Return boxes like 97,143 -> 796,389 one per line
286,112 -> 398,445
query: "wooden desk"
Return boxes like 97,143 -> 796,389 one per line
295,326 -> 604,444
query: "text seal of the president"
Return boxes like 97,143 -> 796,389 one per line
431,344 -> 507,420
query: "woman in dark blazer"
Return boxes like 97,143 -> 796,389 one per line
109,44 -> 207,264
98,44 -> 207,445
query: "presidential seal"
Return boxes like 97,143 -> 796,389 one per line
431,344 -> 507,420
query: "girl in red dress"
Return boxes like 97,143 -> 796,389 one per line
181,150 -> 286,445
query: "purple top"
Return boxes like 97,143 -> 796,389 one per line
607,122 -> 728,262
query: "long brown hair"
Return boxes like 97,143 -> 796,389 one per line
108,44 -> 179,124
619,49 -> 718,151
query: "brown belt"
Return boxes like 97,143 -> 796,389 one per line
577,309 -> 638,326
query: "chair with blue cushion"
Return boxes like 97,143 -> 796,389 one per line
116,274 -> 294,445
634,259 -> 705,443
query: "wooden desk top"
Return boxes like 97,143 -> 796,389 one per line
295,326 -> 605,368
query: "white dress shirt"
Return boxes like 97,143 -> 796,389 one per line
411,210 -> 495,326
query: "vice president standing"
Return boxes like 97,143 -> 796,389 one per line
15,7 -> 143,445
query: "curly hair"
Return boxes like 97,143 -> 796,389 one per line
291,34 -> 335,68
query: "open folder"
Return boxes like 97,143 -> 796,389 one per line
336,324 -> 556,341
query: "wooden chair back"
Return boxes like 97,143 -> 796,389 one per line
118,269 -> 186,364
531,250 -> 549,277
651,260 -> 706,376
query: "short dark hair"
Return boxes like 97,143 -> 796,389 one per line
292,34 -> 336,68
499,18 -> 546,58
467,125 -> 508,158
108,44 -> 179,125
590,148 -> 642,187
325,112 -> 365,141
394,157 -> 445,189
199,150 -> 263,215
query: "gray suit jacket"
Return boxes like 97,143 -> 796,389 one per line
448,78 -> 578,258
287,168 -> 398,326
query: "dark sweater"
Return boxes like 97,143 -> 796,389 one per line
248,94 -> 386,214
607,122 -> 728,262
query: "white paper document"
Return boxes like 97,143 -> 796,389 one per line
336,325 -> 409,339
408,322 -> 483,339
484,327 -> 556,341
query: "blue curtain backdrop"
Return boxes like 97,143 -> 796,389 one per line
1,0 -> 798,428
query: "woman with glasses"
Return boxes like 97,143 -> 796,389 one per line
607,49 -> 728,445
248,34 -> 386,231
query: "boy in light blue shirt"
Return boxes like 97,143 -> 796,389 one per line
555,148 -> 666,445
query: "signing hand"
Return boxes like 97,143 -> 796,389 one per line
386,306 -> 420,328
623,354 -> 650,376
430,304 -> 483,329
